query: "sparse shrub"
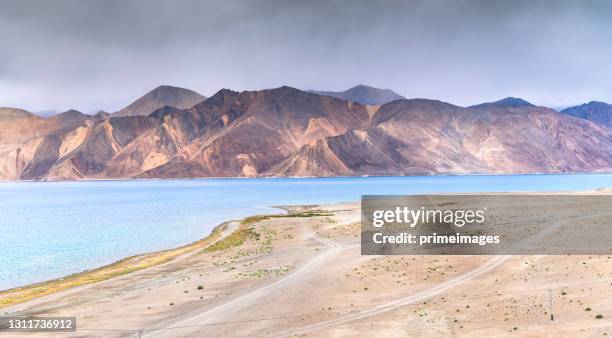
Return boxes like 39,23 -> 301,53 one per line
596,314 -> 603,319
205,228 -> 261,252
197,285 -> 204,290
240,211 -> 333,226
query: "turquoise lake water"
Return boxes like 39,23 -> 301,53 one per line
1,174 -> 612,290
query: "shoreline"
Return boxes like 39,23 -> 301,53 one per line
2,187 -> 610,309
2,171 -> 612,183
1,200 -> 609,336
0,220 -> 237,309
0,204 -> 317,309
2,188 -> 610,309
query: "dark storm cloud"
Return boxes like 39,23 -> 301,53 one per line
1,0 -> 611,112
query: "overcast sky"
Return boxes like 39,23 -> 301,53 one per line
1,0 -> 611,113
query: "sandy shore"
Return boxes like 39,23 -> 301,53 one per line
1,202 -> 611,337
0,220 -> 237,309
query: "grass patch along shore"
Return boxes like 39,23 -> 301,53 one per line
240,210 -> 333,226
205,228 -> 261,252
0,222 -> 231,309
207,210 -> 333,252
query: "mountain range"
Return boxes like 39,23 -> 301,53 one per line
1,85 -> 612,180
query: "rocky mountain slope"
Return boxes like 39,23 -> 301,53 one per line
277,99 -> 612,176
2,86 -> 612,180
0,107 -> 105,179
308,84 -> 405,105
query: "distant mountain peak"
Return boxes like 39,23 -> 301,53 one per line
278,85 -> 298,90
561,100 -> 612,127
470,97 -> 534,109
0,107 -> 40,121
114,85 -> 206,117
148,85 -> 195,98
47,109 -> 90,125
497,97 -> 534,107
347,84 -> 388,92
58,109 -> 85,117
201,88 -> 240,108
308,85 -> 405,105
209,88 -> 239,98
586,100 -> 609,106
268,85 -> 304,95
154,84 -> 181,90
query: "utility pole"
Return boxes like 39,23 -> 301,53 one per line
548,289 -> 554,321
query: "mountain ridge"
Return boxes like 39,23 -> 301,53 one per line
560,101 -> 612,127
2,87 -> 612,180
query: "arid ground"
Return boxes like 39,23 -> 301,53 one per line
1,202 -> 611,337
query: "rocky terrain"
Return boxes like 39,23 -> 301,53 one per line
2,85 -> 612,180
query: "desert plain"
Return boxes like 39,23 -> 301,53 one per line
1,201 -> 611,337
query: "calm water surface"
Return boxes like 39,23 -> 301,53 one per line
1,174 -> 612,290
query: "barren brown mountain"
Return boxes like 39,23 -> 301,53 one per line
1,86 -> 612,180
139,86 -> 371,178
277,98 -> 612,176
0,107 -> 105,179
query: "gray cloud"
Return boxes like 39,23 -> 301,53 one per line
0,0 -> 611,112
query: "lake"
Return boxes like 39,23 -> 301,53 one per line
1,174 -> 612,290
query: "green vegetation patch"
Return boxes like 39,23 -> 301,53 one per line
205,228 -> 261,252
205,210 -> 333,253
240,211 -> 333,226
